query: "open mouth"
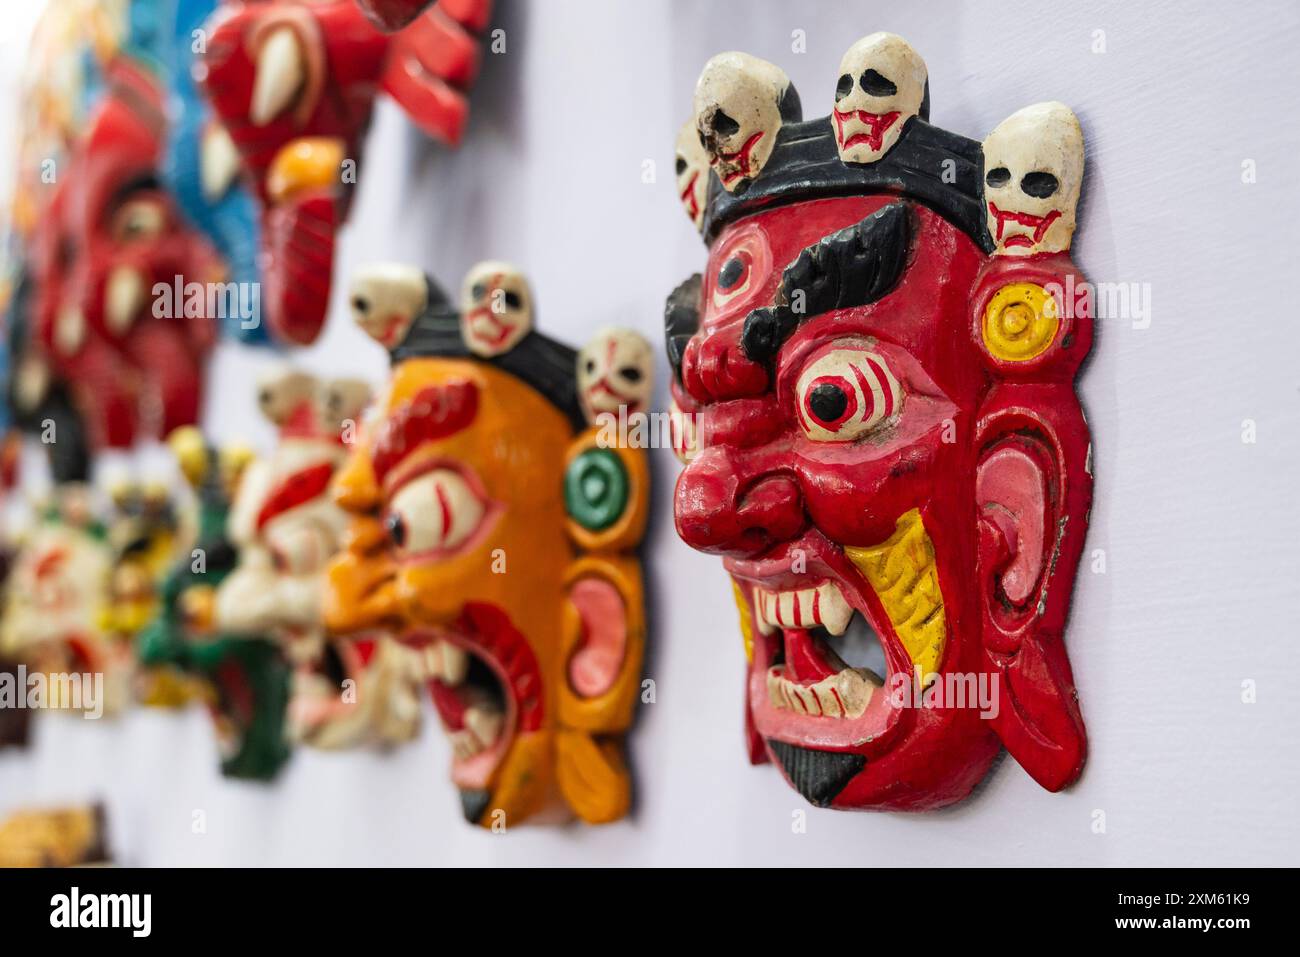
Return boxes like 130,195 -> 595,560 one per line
425,638 -> 508,765
288,637 -> 367,739
987,201 -> 1061,247
833,108 -> 901,153
730,510 -> 948,750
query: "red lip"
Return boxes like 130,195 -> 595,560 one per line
832,108 -> 901,153
987,201 -> 1061,246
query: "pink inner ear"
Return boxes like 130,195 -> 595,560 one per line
977,445 -> 1047,607
568,578 -> 628,698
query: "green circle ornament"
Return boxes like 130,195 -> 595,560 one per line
565,448 -> 628,531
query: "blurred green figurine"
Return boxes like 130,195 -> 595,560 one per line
137,428 -> 292,781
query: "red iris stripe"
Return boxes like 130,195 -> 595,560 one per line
848,361 -> 878,424
863,356 -> 894,418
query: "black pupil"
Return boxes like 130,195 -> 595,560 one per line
860,69 -> 897,97
985,166 -> 1011,188
1020,171 -> 1060,198
675,157 -> 687,174
717,257 -> 745,290
619,366 -> 642,382
809,383 -> 848,424
385,512 -> 406,548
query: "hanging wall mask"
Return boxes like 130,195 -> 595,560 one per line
195,0 -> 493,344
667,33 -> 1092,811
205,367 -> 424,750
326,262 -> 649,827
137,428 -> 293,780
25,57 -> 222,451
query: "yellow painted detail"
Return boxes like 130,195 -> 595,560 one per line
844,509 -> 946,678
266,136 -> 346,203
731,579 -> 755,663
982,282 -> 1059,362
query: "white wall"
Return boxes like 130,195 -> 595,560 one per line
1,0 -> 1298,866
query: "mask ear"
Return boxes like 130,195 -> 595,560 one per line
975,385 -> 1090,791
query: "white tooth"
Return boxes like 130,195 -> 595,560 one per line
464,706 -> 503,749
778,591 -> 795,627
817,582 -> 853,636
54,305 -> 86,356
764,591 -> 778,626
817,685 -> 843,718
201,123 -> 242,200
799,587 -> 818,627
752,593 -> 775,635
250,26 -> 304,126
105,266 -> 146,335
441,642 -> 469,687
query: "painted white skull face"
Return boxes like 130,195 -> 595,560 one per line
348,263 -> 428,349
675,120 -> 710,230
459,261 -> 533,357
694,52 -> 794,192
257,366 -> 318,428
319,378 -> 372,440
982,102 -> 1084,256
833,32 -> 927,164
576,327 -> 654,425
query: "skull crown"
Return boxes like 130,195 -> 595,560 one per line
678,32 -> 1085,259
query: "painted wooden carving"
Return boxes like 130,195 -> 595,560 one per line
26,57 -> 222,450
205,367 -> 424,749
196,0 -> 493,344
667,33 -> 1091,810
325,261 -> 649,827
137,428 -> 293,780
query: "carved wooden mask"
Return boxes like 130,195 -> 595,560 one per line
325,263 -> 649,827
667,33 -> 1092,810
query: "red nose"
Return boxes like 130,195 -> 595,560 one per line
674,453 -> 807,558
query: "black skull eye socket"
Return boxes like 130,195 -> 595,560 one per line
585,359 -> 597,375
503,291 -> 523,310
710,109 -> 740,137
675,156 -> 687,175
717,256 -> 745,290
985,166 -> 1011,188
808,383 -> 849,424
619,366 -> 643,383
835,73 -> 854,101
257,388 -> 272,407
1020,171 -> 1060,199
471,283 -> 487,301
351,295 -> 370,314
859,69 -> 897,97
384,512 -> 406,549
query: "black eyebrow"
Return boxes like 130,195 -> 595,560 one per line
740,201 -> 911,364
663,273 -> 703,384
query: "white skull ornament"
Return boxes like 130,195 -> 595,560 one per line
982,102 -> 1084,256
576,327 -> 654,426
833,32 -> 928,164
459,261 -> 533,357
694,52 -> 799,193
257,365 -> 317,429
675,120 -> 711,230
348,262 -> 428,348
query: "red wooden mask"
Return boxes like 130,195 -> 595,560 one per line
667,35 -> 1092,811
196,0 -> 492,344
29,58 -> 221,451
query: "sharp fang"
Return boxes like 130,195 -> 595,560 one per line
201,123 -> 242,199
441,642 -> 469,686
54,305 -> 86,356
105,266 -> 145,335
250,26 -> 304,126
766,665 -> 879,719
817,582 -> 853,636
464,706 -> 503,749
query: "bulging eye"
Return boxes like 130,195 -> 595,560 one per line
794,347 -> 901,441
112,198 -> 167,241
711,251 -> 752,308
385,468 -> 486,555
